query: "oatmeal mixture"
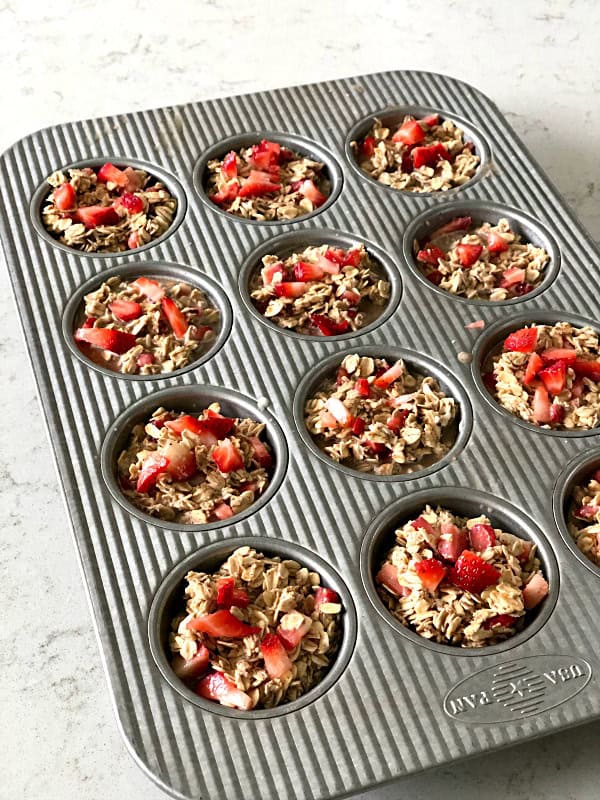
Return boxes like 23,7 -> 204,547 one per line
117,405 -> 273,523
568,470 -> 600,567
169,546 -> 343,710
304,353 -> 457,476
415,216 -> 549,300
484,322 -> 600,430
353,114 -> 479,193
42,163 -> 177,252
376,506 -> 549,647
250,243 -> 390,336
74,275 -> 219,375
206,139 -> 330,221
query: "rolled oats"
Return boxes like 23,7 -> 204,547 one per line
568,470 -> 600,567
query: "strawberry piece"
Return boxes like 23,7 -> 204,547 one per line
211,439 -> 244,473
210,180 -> 239,206
310,314 -> 350,336
274,282 -> 308,299
314,255 -> 341,276
360,136 -> 376,157
188,609 -> 260,639
326,397 -> 352,426
276,613 -> 312,651
137,353 -> 154,367
572,359 -> 600,381
239,170 -> 281,198
575,504 -> 599,520
500,267 -> 526,288
314,587 -> 339,610
231,588 -> 250,608
294,261 -> 325,281
54,182 -> 77,211
387,409 -> 409,432
116,192 -> 144,214
412,516 -> 435,536
204,409 -> 236,437
514,282 -> 535,296
482,372 -> 497,393
431,216 -> 472,238
417,246 -> 445,265
74,326 -> 136,354
109,299 -> 143,322
487,230 -> 509,253
336,367 -> 348,385
249,435 -> 272,468
504,327 -> 538,353
136,454 -> 169,493
524,352 -> 544,385
161,441 -> 197,481
161,296 -> 189,338
374,361 -> 404,389
392,119 -> 425,146
172,644 -> 210,682
456,243 -> 483,267
426,269 -> 443,285
533,385 -> 552,423
538,360 -> 567,395
351,417 -> 366,436
216,577 -> 235,607
376,563 -> 411,597
420,113 -> 440,127
550,403 -> 565,424
364,441 -> 389,456
212,502 -> 234,521
324,248 -> 346,265
127,231 -> 140,250
448,550 -> 500,594
355,378 -> 371,398
341,248 -> 362,267
82,317 -> 96,328
319,410 -> 338,429
465,320 -> 485,330
74,205 -> 120,229
249,140 -> 281,171
260,633 -> 292,679
131,276 -> 165,302
261,262 -> 284,285
483,614 -> 516,630
522,573 -> 549,609
297,179 -> 327,208
342,289 -> 361,305
541,348 -> 577,363
96,163 -> 128,187
196,672 -> 253,710
469,523 -> 496,551
412,143 -> 449,169
165,415 -> 217,445
221,151 -> 238,179
414,558 -> 447,592
437,523 -> 468,562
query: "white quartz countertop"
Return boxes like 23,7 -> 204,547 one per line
1,1 -> 599,798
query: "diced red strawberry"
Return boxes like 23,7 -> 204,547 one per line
500,267 -> 526,289
82,317 -> 96,328
420,113 -> 440,127
216,577 -> 235,607
414,558 -> 447,592
314,587 -> 339,610
210,180 -> 239,206
336,367 -> 348,385
172,644 -> 210,682
261,262 -> 284,285
487,230 -> 509,253
161,440 -> 197,481
115,192 -> 144,215
355,378 -> 371,398
412,143 -> 450,169
132,276 -> 165,302
341,248 -> 362,267
313,255 -> 341,276
196,672 -> 253,710
482,372 -> 497,393
533,385 -> 552,423
249,139 -> 281,171
74,326 -> 137,354
297,179 -> 327,208
469,523 -> 496,551
456,244 -> 483,268
127,231 -> 140,249
188,609 -> 260,639
541,348 -> 577,363
351,417 -> 366,436
211,439 -> 244,473
426,269 -> 443,285
54,182 -> 77,211
538,360 -> 567,395
360,136 -> 376,158
74,205 -> 120,229
276,613 -> 313,651
136,454 -> 169,493
319,410 -> 338,428
431,216 -> 472,238
109,299 -> 143,322
326,397 -> 352,425
204,409 -> 236,437
514,282 -> 535,296
212,502 -> 234,521
239,170 -> 281,198
341,289 -> 361,305
364,441 -> 390,456
165,415 -> 217,445
392,118 -> 426,145
550,403 -> 565,424
310,314 -> 350,336
376,563 -> 411,597
249,435 -> 272,468
448,550 -> 500,594
572,359 -> 600,381
231,589 -> 250,608
504,327 -> 538,353
417,246 -> 445,265
221,151 -> 238,179
274,282 -> 308,299
137,353 -> 155,367
483,614 -> 516,630
96,162 -> 128,188
324,248 -> 346,265
465,320 -> 485,330
161,296 -> 189,338
575,504 -> 599,520
374,361 -> 404,389
293,261 -> 325,281
437,523 -> 468,562
522,573 -> 549,609
412,516 -> 435,536
387,409 -> 408,433
260,633 -> 292,679
524,352 -> 544,385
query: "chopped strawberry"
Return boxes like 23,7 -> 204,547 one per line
376,563 -> 411,597
426,269 -> 443,285
297,179 -> 327,208
575,504 -> 599,520
109,299 -> 143,322
522,573 -> 549,609
136,454 -> 169,493
374,360 -> 404,389
360,136 -> 376,158
524,352 -> 544,385
276,614 -> 313,651
204,409 -> 237,437
74,205 -> 120,229
538,360 -> 567,395
231,588 -> 250,608
541,348 -> 577,364
260,633 -> 292,679
161,441 -> 197,481
216,577 -> 235,607
54,182 -> 77,211
115,192 -> 144,215
172,644 -> 210,682
96,162 -> 128,188
196,672 -> 253,710
469,523 -> 496,551
249,139 -> 281,171
74,326 -> 136,354
274,282 -> 308,299
314,255 -> 341,276
533,385 -> 552,423
314,587 -> 339,610
249,435 -> 272,468
482,372 -> 497,393
456,243 -> 483,267
414,558 -> 447,592
210,180 -> 239,206
325,397 -> 352,425
221,151 -> 238,179
336,367 -> 348,385
319,410 -> 338,429
500,267 -> 526,288
341,289 -> 361,305
392,118 -> 426,145
364,441 -> 389,456
238,170 -> 281,198
431,216 -> 472,238
161,296 -> 189,338
412,516 -> 435,536
504,327 -> 538,353
514,282 -> 535,296
324,248 -> 346,264
212,502 -> 234,521
387,409 -> 409,432
341,248 -> 362,267
465,319 -> 485,330
132,276 -> 165,302
127,231 -> 140,249
351,417 -> 366,436
82,317 -> 95,328
550,403 -> 565,424
355,378 -> 371,397
165,415 -> 217,445
137,353 -> 155,367
261,262 -> 284,285
483,614 -> 516,630
487,230 -> 509,253
572,359 -> 600,381
420,113 -> 440,127
212,439 -> 244,473
448,550 -> 500,594
417,246 -> 445,265
310,314 -> 350,336
437,523 -> 468,562
293,261 -> 325,281
412,143 -> 449,169
188,609 -> 260,639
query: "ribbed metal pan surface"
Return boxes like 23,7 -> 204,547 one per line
1,69 -> 600,800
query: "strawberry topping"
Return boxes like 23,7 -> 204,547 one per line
414,558 -> 447,592
74,205 -> 120,229
161,296 -> 189,338
469,523 -> 496,551
74,327 -> 137,354
188,609 -> 260,639
456,243 -> 483,267
132,276 -> 165,302
108,299 -> 143,322
54,182 -> 77,211
136,454 -> 169,493
392,119 -> 425,146
196,672 -> 253,710
260,633 -> 292,679
504,327 -> 538,353
417,246 -> 445,265
448,550 -> 500,594
211,439 -> 244,473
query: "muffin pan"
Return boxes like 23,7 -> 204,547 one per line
2,70 -> 600,800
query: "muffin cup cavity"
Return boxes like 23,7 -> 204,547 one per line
238,229 -> 402,342
292,346 -> 473,482
402,200 -> 561,305
30,156 -> 187,257
344,105 -> 492,197
192,131 -> 343,226
360,487 -> 559,657
148,535 -> 358,719
62,261 -> 233,381
101,386 -> 288,531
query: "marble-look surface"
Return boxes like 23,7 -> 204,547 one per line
1,1 -> 598,798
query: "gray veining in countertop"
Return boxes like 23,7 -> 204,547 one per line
1,1 -> 598,798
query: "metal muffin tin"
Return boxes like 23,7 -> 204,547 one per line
2,69 -> 600,800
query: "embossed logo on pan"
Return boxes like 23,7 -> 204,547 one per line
444,655 -> 592,724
